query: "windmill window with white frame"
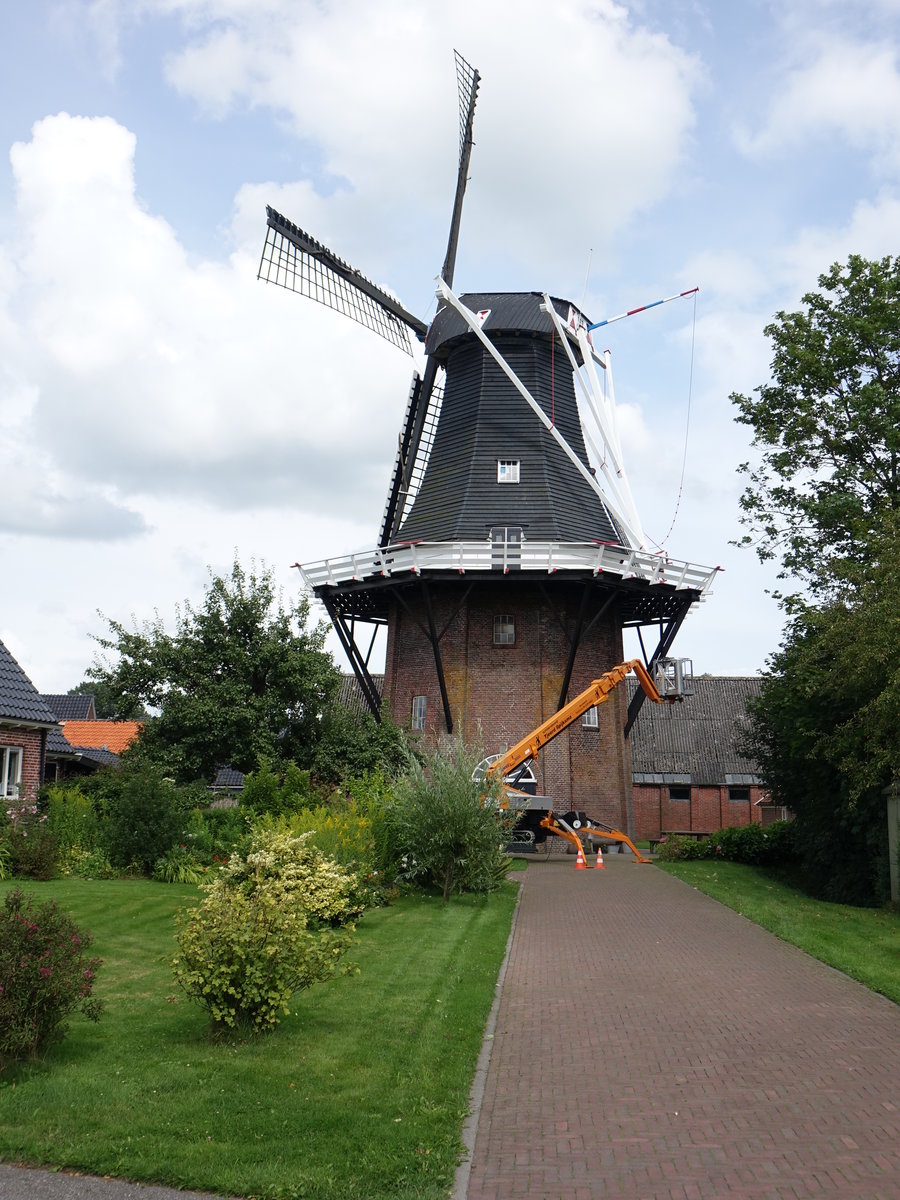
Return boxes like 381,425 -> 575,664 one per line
497,460 -> 520,484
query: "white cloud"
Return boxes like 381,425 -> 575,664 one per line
2,112 -> 412,535
735,32 -> 900,171
155,0 -> 703,284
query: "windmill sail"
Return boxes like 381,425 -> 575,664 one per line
258,208 -> 427,353
379,52 -> 481,545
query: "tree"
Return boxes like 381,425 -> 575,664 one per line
732,254 -> 900,598
744,571 -> 895,905
733,255 -> 900,904
88,559 -> 340,783
67,678 -> 144,720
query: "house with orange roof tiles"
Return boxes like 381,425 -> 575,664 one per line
59,720 -> 143,756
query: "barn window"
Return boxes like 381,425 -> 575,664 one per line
493,615 -> 515,646
668,785 -> 691,802
729,786 -> 751,804
411,695 -> 426,731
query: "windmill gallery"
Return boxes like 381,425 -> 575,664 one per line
257,53 -> 718,837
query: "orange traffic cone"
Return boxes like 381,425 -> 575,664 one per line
575,846 -> 587,870
594,847 -> 605,870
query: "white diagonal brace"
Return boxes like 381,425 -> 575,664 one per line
540,297 -> 646,548
435,279 -> 646,549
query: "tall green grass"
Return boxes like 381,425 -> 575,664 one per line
659,861 -> 900,1003
0,878 -> 517,1199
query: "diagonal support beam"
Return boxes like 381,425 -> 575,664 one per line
321,595 -> 384,720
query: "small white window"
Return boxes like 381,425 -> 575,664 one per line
1,746 -> 23,798
582,706 -> 599,729
497,460 -> 520,484
411,695 -> 427,732
493,615 -> 515,646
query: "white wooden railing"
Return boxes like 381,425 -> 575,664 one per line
296,540 -> 720,595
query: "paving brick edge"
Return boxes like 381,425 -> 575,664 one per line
451,878 -> 523,1200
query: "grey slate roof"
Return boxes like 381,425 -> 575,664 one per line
0,639 -> 59,726
628,676 -> 763,785
399,292 -> 625,546
42,693 -> 97,721
210,766 -> 245,790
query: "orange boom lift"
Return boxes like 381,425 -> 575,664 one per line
481,658 -> 692,863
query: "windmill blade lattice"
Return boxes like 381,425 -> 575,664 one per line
258,207 -> 427,354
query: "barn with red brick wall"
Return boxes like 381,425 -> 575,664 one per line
627,675 -> 785,840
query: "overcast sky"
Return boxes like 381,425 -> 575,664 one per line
2,0 -> 899,693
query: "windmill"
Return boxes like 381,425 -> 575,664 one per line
258,52 -> 717,830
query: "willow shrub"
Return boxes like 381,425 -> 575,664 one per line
385,739 -> 516,902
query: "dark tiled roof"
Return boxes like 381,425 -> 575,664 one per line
0,639 -> 59,725
42,694 -> 97,721
339,673 -> 384,716
211,766 -> 245,790
628,676 -> 763,785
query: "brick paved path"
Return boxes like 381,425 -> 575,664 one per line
463,857 -> 900,1200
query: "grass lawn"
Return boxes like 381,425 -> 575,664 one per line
0,877 -> 518,1200
658,860 -> 900,1004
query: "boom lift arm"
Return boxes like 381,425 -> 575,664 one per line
485,659 -> 683,864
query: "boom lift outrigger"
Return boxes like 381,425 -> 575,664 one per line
482,659 -> 691,864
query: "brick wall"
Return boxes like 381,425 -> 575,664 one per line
0,725 -> 46,803
384,580 -> 633,830
633,782 -> 767,839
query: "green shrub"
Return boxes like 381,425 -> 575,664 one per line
172,832 -> 355,1034
655,834 -> 713,862
0,889 -> 103,1068
5,802 -> 57,880
759,818 -> 798,863
57,846 -> 117,880
153,845 -> 206,885
102,765 -> 193,874
655,821 -> 800,866
240,760 -> 316,819
187,805 -> 248,866
384,739 -> 516,902
45,784 -> 101,858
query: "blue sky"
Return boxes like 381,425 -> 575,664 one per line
2,0 -> 899,691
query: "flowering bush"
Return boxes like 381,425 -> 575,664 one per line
5,801 -> 57,880
173,828 -> 356,1033
223,826 -> 361,926
172,879 -> 352,1033
0,889 -> 103,1068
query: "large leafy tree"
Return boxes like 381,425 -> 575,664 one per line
744,520 -> 900,903
732,254 -> 900,597
88,559 -> 340,783
734,255 -> 900,904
